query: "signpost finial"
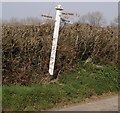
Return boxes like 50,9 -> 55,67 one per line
55,5 -> 63,10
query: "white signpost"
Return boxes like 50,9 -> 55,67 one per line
49,5 -> 63,76
41,4 -> 79,78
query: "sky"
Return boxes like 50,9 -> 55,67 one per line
1,2 -> 118,24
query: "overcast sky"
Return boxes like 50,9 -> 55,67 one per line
1,2 -> 118,24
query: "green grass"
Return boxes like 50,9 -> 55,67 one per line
2,62 -> 119,111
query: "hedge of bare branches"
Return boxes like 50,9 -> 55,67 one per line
2,23 -> 118,85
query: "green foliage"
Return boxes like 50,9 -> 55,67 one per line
2,62 -> 118,111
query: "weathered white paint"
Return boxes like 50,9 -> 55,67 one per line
49,5 -> 63,76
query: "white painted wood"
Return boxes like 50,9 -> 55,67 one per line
49,5 -> 63,76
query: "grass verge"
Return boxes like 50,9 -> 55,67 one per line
2,62 -> 118,111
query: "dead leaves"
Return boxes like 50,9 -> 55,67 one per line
2,23 -> 118,85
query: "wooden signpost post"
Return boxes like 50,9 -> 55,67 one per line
41,4 -> 79,79
49,5 -> 63,77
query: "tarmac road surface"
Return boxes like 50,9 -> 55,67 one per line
55,95 -> 118,111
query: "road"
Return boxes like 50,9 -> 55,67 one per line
54,95 -> 118,111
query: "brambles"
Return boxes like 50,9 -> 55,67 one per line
2,23 -> 118,85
